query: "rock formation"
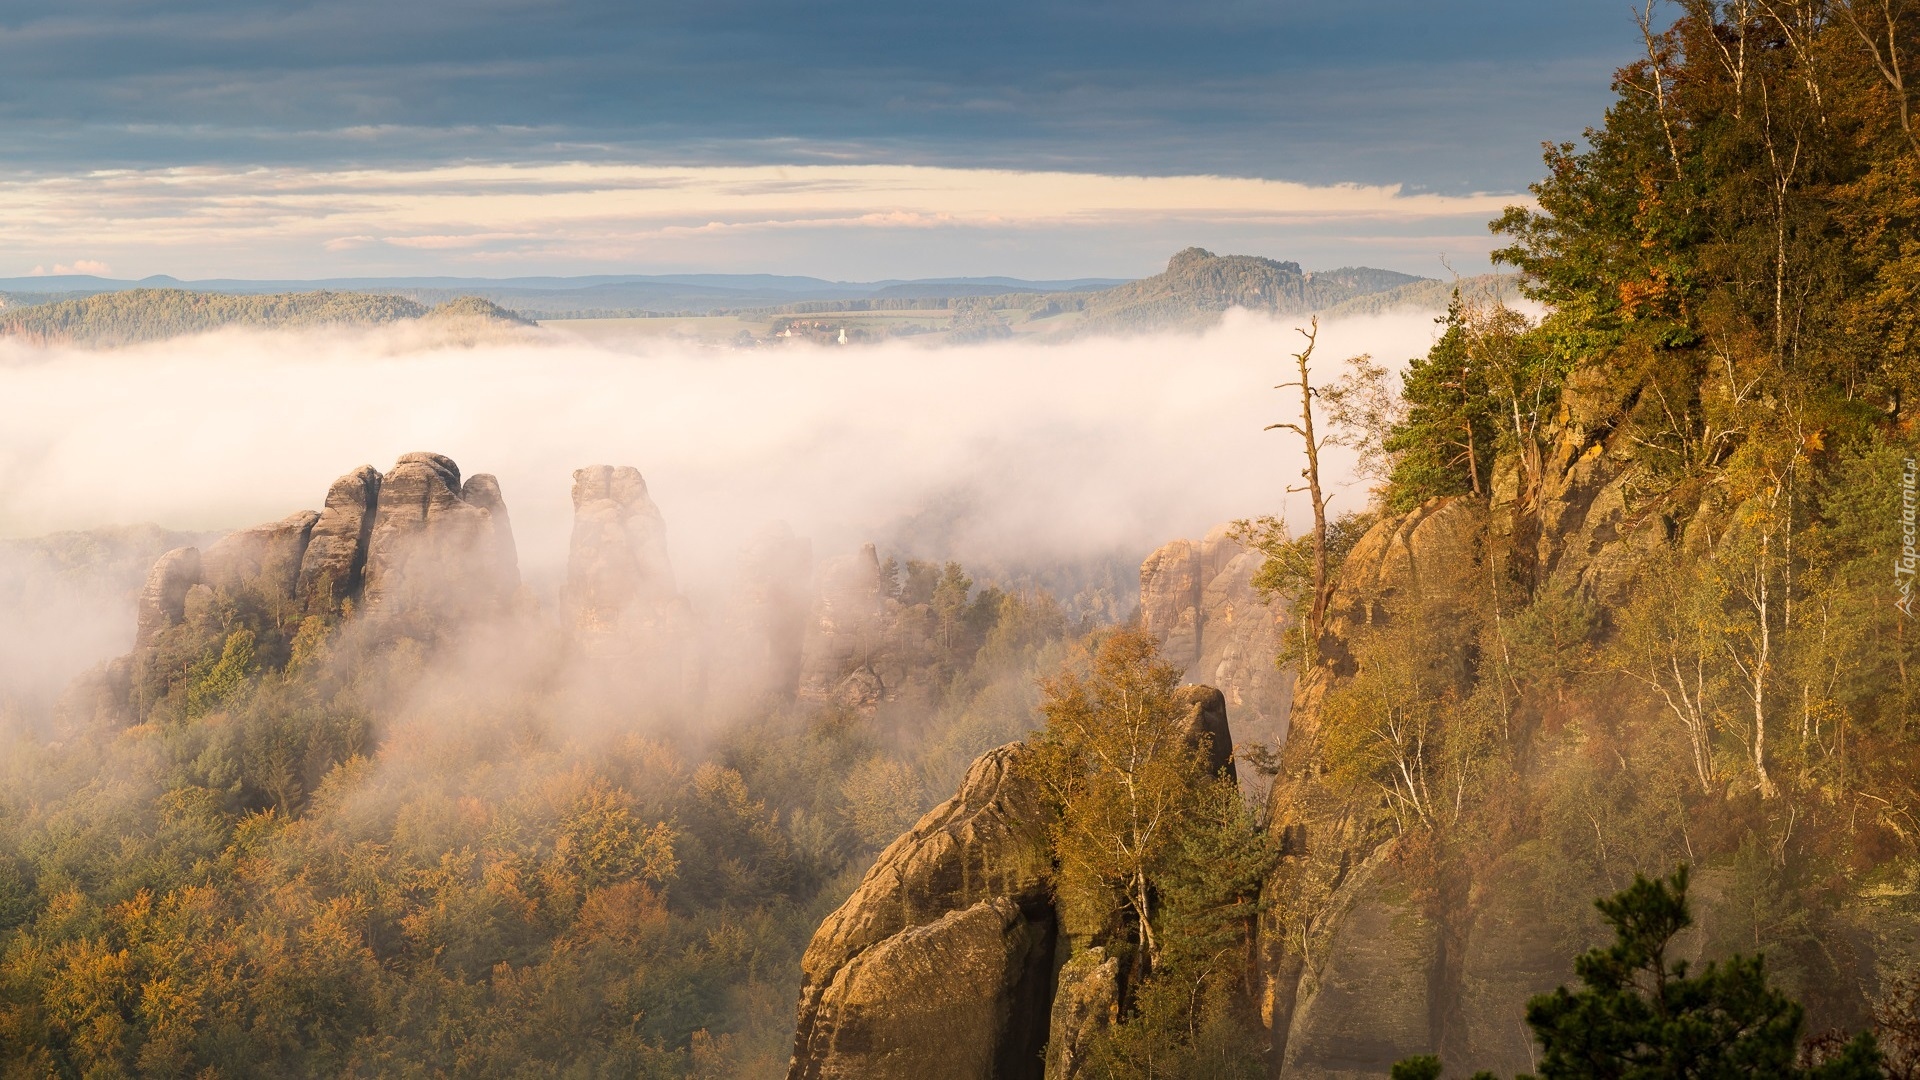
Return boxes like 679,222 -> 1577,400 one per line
566,465 -> 677,630
1253,363 -> 1920,1076
126,453 -> 522,678
135,546 -> 204,649
789,742 -> 1057,1079
360,452 -> 518,628
297,465 -> 381,614
786,692 -> 1239,1080
200,510 -> 320,606
562,465 -> 699,698
1140,526 -> 1293,747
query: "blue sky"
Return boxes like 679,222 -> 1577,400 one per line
0,1 -> 1643,279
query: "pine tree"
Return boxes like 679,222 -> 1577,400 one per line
1397,867 -> 1884,1079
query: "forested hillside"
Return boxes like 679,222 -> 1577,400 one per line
1256,2 -> 1920,1073
0,456 -> 1088,1077
0,290 -> 529,347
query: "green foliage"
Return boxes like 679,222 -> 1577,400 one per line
1386,296 -> 1502,506
1233,510 -> 1375,663
1398,868 -> 1883,1080
1032,630 -> 1275,1076
185,628 -> 256,719
0,550 -> 1078,1077
1527,866 -> 1880,1080
1382,294 -> 1563,510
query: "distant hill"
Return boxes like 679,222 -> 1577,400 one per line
1076,248 -> 1429,334
0,289 -> 530,347
0,272 -> 1133,319
419,295 -> 537,327
1315,272 -> 1525,319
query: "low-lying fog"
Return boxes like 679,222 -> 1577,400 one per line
0,308 -> 1446,706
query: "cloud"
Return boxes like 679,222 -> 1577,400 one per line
0,1 -> 1636,191
0,163 -> 1528,279
27,259 -> 112,276
0,309 -> 1440,592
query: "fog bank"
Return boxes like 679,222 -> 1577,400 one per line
0,310 -> 1437,577
0,309 -> 1444,709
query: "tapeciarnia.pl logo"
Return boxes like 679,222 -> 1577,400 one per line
1899,457 -> 1917,618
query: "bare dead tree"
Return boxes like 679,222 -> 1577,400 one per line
1266,318 -> 1333,649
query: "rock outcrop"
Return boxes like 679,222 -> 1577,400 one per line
787,691 -> 1241,1080
563,465 -> 698,698
798,544 -> 894,700
125,454 -> 522,684
297,465 -> 381,614
789,742 -> 1057,1080
566,465 -> 678,632
1140,526 -> 1293,747
360,452 -> 518,627
1253,355 -> 1914,1075
200,510 -> 320,606
135,547 -> 204,648
1045,948 -> 1120,1080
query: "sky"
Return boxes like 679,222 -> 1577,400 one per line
0,1 -> 1643,280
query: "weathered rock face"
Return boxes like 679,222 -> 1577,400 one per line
789,742 -> 1058,1080
1140,527 -> 1293,747
135,547 -> 203,648
361,452 -> 518,627
126,454 -> 521,685
297,465 -> 381,614
200,510 -> 320,606
563,464 -> 699,697
566,465 -> 676,630
1277,856 -> 1445,1079
1259,497 -> 1493,1073
789,692 -> 1242,1080
1174,684 -> 1236,782
1045,947 -> 1119,1080
793,897 -> 1054,1080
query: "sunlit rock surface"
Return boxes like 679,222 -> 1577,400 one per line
1140,525 -> 1293,748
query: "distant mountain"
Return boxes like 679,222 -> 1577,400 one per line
0,289 -> 529,347
1077,248 -> 1429,334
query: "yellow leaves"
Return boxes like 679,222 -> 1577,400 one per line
44,939 -> 135,1068
839,757 -> 925,848
571,881 -> 669,948
1803,429 -> 1826,453
557,781 -> 678,892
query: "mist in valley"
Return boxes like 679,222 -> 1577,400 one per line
0,309 -> 1439,711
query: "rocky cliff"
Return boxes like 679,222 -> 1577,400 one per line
1255,369 -> 1920,1077
1140,525 -> 1293,749
563,465 -> 700,699
785,688 -> 1241,1080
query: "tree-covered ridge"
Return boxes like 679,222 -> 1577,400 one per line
0,290 -> 531,347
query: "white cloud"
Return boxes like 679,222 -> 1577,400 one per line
0,163 -> 1528,279
26,259 -> 112,276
